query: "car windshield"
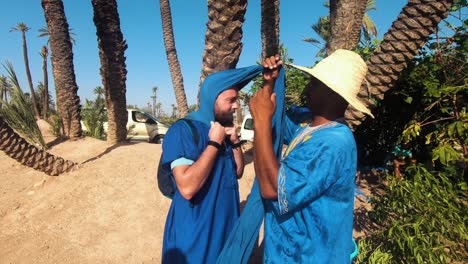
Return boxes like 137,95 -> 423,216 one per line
145,112 -> 170,126
244,118 -> 254,130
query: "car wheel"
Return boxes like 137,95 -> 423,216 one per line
152,135 -> 164,144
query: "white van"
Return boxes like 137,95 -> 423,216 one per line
240,114 -> 254,141
82,108 -> 169,144
123,108 -> 169,143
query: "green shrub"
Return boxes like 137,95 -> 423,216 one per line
48,112 -> 63,136
358,165 -> 467,263
81,90 -> 106,140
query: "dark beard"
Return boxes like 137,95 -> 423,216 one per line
218,118 -> 233,127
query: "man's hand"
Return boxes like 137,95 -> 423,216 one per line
224,125 -> 240,144
249,55 -> 282,125
263,54 -> 282,83
209,121 -> 226,144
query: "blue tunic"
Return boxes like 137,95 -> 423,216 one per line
161,65 -> 264,263
263,112 -> 357,263
162,120 -> 240,264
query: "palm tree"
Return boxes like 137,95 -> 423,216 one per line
151,86 -> 158,116
155,102 -> 162,117
41,0 -> 83,139
345,0 -> 455,129
0,115 -> 77,176
40,46 -> 49,119
36,82 -> 45,112
198,0 -> 248,104
170,103 -> 178,119
304,0 -> 377,56
38,26 -> 76,44
261,0 -> 280,58
159,0 -> 189,117
326,0 -> 368,54
94,86 -> 104,98
255,0 -> 280,128
0,75 -> 12,106
1,61 -> 46,149
10,22 -> 40,117
361,0 -> 377,43
91,0 -> 128,144
303,16 -> 330,57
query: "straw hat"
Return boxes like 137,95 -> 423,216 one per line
288,49 -> 374,118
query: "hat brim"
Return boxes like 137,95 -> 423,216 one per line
286,63 -> 374,118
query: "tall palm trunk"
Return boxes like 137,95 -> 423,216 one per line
10,23 -> 41,117
255,0 -> 280,128
41,0 -> 82,139
91,0 -> 128,144
345,0 -> 454,129
40,46 -> 49,119
0,116 -> 77,175
326,0 -> 367,54
198,0 -> 248,104
159,0 -> 189,117
261,0 -> 280,58
21,31 -> 41,118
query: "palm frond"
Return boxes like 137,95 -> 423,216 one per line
362,15 -> 378,38
38,26 -> 77,45
0,62 -> 46,149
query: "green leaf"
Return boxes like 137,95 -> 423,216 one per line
459,182 -> 468,191
432,144 -> 462,165
404,96 -> 413,104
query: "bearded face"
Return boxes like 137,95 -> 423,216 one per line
214,88 -> 239,126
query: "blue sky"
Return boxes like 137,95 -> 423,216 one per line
0,0 -> 407,114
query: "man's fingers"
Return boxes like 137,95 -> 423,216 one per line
225,127 -> 235,134
266,55 -> 282,67
263,55 -> 279,69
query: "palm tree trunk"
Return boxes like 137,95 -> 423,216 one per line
0,116 -> 77,176
41,0 -> 83,139
21,31 -> 41,118
261,0 -> 280,57
91,0 -> 128,144
326,0 -> 367,54
159,0 -> 189,117
345,0 -> 454,129
198,0 -> 248,105
258,0 -> 280,129
41,46 -> 49,119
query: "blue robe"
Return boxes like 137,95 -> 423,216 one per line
161,65 -> 263,264
162,120 -> 240,263
263,108 -> 357,263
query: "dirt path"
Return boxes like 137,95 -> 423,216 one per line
0,133 -> 371,263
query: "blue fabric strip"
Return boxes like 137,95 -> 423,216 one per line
217,67 -> 286,264
170,157 -> 194,169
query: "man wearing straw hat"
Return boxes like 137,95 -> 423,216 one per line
249,49 -> 373,263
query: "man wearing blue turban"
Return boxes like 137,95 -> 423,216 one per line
161,65 -> 263,263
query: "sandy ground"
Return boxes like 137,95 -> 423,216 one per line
0,122 -> 372,263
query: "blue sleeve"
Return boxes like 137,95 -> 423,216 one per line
274,129 -> 356,216
283,106 -> 312,145
161,121 -> 200,169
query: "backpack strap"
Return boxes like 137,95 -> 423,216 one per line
158,119 -> 199,200
174,118 -> 199,208
180,118 -> 199,146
